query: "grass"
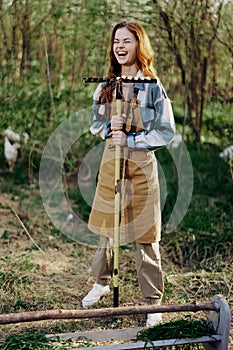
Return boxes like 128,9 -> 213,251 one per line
136,316 -> 216,341
0,141 -> 232,348
135,317 -> 217,350
0,333 -> 70,349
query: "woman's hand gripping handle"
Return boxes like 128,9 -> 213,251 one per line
111,114 -> 127,146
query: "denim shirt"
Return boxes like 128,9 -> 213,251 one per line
90,71 -> 176,150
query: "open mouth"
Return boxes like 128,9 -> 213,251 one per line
117,51 -> 128,57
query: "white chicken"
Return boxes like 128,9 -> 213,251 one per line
219,145 -> 233,161
3,128 -> 21,142
3,128 -> 29,144
3,136 -> 21,171
2,128 -> 29,172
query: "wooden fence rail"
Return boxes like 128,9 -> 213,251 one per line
0,301 -> 218,325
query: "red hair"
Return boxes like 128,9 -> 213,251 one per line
100,21 -> 157,103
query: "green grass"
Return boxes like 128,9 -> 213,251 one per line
135,316 -> 216,350
0,333 -> 93,349
0,333 -> 60,350
136,317 -> 216,341
156,142 -> 233,268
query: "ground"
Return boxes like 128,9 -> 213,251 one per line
0,184 -> 232,348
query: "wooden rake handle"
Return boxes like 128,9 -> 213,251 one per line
113,80 -> 122,307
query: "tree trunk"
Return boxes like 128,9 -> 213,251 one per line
20,2 -> 31,74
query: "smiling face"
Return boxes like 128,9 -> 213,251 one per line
113,27 -> 138,69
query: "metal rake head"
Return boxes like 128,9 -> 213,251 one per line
82,75 -> 157,84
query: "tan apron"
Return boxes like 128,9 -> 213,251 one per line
88,97 -> 161,244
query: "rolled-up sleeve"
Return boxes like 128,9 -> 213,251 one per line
89,84 -> 111,139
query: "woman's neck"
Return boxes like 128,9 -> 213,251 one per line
121,65 -> 138,77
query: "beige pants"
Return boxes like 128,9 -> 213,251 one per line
91,236 -> 164,303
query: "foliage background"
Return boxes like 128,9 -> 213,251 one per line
0,0 -> 232,143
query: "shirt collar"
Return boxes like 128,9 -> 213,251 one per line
134,70 -> 145,91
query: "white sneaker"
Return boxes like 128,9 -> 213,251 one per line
146,313 -> 162,327
82,283 -> 110,308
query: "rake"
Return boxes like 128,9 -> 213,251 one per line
83,75 -> 157,307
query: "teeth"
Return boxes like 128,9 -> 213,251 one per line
118,51 -> 127,56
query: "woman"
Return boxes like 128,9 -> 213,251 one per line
82,21 -> 175,327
